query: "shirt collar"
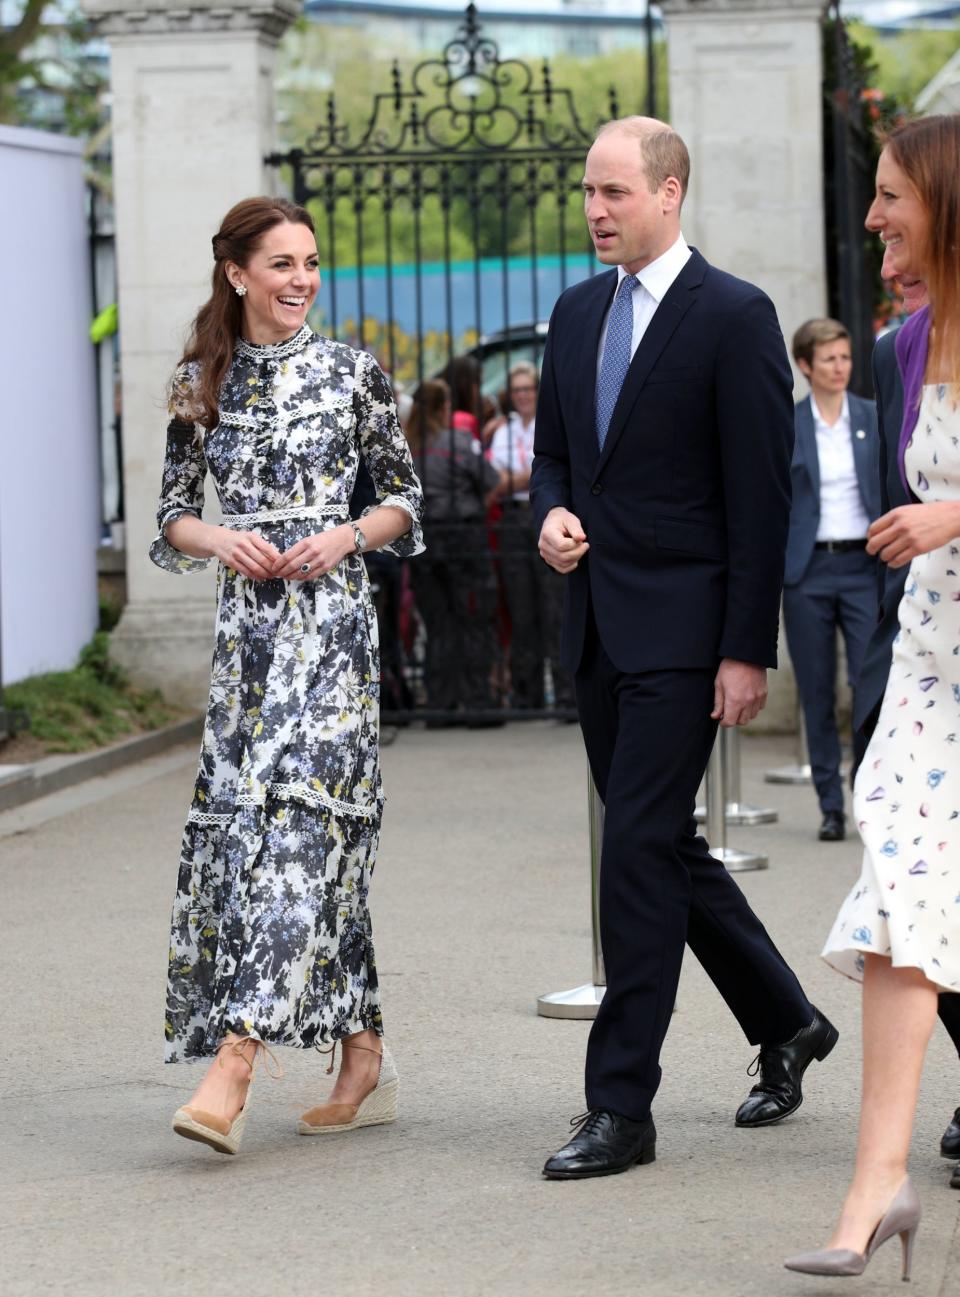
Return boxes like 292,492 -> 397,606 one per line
810,391 -> 850,430
617,235 -> 691,303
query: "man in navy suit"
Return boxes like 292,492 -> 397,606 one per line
783,319 -> 880,842
531,117 -> 836,1180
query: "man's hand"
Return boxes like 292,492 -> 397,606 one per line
712,659 -> 767,728
539,507 -> 589,574
866,501 -> 960,569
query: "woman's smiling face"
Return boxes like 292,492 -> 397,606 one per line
866,148 -> 930,283
226,220 -> 320,344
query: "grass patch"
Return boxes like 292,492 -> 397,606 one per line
4,631 -> 182,755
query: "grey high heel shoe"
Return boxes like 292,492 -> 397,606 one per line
784,1177 -> 921,1280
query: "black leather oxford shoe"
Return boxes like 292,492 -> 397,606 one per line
941,1107 -> 960,1159
818,811 -> 846,841
542,1109 -> 656,1180
735,1008 -> 839,1127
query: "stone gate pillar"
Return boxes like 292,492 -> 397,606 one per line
659,0 -> 828,731
658,0 -> 828,341
79,0 -> 300,707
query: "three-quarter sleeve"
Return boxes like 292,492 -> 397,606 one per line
353,351 -> 425,557
149,366 -> 212,573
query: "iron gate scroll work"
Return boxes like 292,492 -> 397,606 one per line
267,4 -> 625,725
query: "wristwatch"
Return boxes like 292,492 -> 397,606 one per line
351,522 -> 368,553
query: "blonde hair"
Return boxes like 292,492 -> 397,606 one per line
595,116 -> 690,202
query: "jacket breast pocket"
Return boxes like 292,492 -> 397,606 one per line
655,517 -> 726,560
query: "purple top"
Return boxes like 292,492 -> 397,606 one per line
894,304 -> 931,499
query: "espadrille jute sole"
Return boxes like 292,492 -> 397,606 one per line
298,1077 -> 399,1135
172,1106 -> 248,1155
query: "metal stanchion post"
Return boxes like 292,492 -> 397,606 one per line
706,731 -> 768,872
764,702 -> 813,784
696,726 -> 778,826
720,727 -> 777,824
537,770 -> 605,1019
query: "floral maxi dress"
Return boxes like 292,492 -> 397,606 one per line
151,325 -> 423,1062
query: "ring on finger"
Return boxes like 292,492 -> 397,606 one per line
300,562 -> 311,574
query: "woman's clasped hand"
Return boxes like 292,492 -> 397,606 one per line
211,523 -> 357,580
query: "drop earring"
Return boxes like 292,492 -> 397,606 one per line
235,283 -> 247,297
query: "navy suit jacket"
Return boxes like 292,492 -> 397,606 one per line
852,330 -> 909,736
530,248 -> 794,675
783,393 -> 881,587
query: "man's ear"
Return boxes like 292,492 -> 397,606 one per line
660,176 -> 683,215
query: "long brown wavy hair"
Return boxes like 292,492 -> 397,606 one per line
178,196 -> 316,429
406,379 -> 451,448
884,115 -> 960,386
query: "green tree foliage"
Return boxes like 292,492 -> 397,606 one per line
848,19 -> 960,111
276,21 -> 665,270
0,0 -> 105,133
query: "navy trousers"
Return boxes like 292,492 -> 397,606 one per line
782,548 -> 878,815
575,608 -> 813,1121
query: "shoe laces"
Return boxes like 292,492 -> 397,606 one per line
218,1034 -> 284,1079
569,1109 -> 608,1137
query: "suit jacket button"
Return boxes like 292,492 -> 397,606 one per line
591,484 -> 603,496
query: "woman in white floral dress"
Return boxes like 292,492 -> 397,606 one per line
786,117 -> 960,1278
153,197 -> 423,1156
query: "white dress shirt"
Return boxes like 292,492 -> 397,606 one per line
489,411 -> 535,501
811,393 -> 870,541
597,234 -> 692,370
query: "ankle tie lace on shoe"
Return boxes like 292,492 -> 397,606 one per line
217,1034 -> 284,1079
316,1037 -> 384,1076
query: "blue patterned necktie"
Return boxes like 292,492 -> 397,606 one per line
596,273 -> 639,450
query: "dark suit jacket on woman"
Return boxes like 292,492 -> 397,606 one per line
783,393 -> 880,588
531,247 -> 794,675
852,330 -> 910,738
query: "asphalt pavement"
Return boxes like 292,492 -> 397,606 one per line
2,724 -> 958,1297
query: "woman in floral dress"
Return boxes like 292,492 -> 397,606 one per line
785,116 -> 960,1278
152,197 -> 423,1155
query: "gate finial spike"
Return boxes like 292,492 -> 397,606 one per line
608,86 -> 619,121
391,60 -> 402,115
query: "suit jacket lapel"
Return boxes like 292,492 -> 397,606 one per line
848,395 -> 872,507
797,397 -> 820,500
566,270 -> 617,438
594,250 -> 705,478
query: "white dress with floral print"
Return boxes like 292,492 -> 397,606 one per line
824,385 -> 960,991
151,325 -> 423,1062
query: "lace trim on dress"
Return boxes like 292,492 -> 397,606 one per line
185,779 -> 375,826
234,325 -> 313,363
221,504 -> 349,528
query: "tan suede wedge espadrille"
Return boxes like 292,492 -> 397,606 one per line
298,1040 -> 398,1135
171,1103 -> 250,1156
172,1036 -> 282,1156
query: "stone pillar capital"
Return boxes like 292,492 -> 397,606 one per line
79,0 -> 301,45
659,0 -> 826,18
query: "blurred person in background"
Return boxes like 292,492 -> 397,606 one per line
783,319 -> 880,843
407,378 -> 504,722
489,362 -> 574,712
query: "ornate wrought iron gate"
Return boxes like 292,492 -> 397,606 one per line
268,3 -> 628,724
823,3 -> 881,397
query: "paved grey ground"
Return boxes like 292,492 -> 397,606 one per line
2,725 -> 959,1297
